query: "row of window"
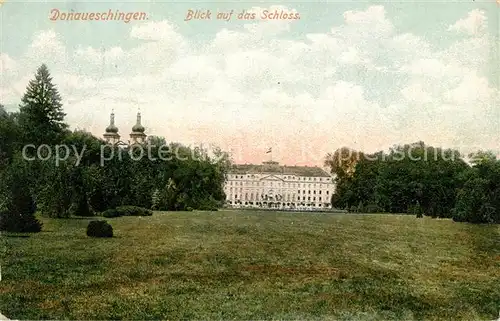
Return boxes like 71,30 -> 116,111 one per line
228,181 -> 332,188
299,190 -> 329,195
229,201 -> 328,207
230,193 -> 325,202
229,174 -> 328,182
227,188 -> 330,195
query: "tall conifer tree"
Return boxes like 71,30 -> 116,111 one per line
18,64 -> 68,146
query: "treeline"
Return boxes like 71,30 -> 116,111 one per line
0,64 -> 229,232
325,143 -> 500,224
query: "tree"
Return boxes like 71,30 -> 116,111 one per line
468,150 -> 497,166
453,158 -> 500,223
324,147 -> 363,181
325,142 -> 469,217
0,154 -> 42,232
0,105 -> 21,168
18,64 -> 68,146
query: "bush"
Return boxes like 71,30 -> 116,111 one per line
102,208 -> 121,218
101,205 -> 153,218
86,220 -> 113,237
364,203 -> 383,213
0,212 -> 43,233
116,205 -> 153,216
0,166 -> 42,233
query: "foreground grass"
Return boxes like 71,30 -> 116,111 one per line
1,211 -> 499,320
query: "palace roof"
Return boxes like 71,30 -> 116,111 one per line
229,162 -> 331,178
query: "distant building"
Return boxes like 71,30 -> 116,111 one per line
224,161 -> 335,210
103,110 -> 147,145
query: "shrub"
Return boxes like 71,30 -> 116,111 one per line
116,205 -> 153,216
102,208 -> 121,218
0,168 -> 42,233
101,206 -> 152,218
0,212 -> 43,233
86,220 -> 113,237
364,203 -> 383,213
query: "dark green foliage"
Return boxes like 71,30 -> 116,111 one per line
363,203 -> 383,213
115,205 -> 153,216
86,220 -> 113,237
36,159 -> 73,218
102,209 -> 121,218
453,157 -> 500,224
0,156 -> 42,232
69,194 -> 93,217
102,206 -> 152,218
326,143 -> 500,224
18,64 -> 68,146
0,105 -> 22,168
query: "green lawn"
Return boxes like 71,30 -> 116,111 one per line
1,210 -> 499,320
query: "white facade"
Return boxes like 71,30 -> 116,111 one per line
224,162 -> 335,210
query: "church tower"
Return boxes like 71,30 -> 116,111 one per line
130,110 -> 147,144
103,110 -> 120,144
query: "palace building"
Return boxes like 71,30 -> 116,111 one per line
103,110 -> 147,145
224,160 -> 335,210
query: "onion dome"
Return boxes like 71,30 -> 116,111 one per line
131,112 -> 145,133
105,111 -> 119,133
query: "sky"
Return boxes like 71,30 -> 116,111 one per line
0,0 -> 499,166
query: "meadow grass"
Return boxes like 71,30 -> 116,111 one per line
1,210 -> 499,320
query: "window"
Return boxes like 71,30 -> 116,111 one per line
235,194 -> 238,199
303,196 -> 306,201
327,191 -> 329,195
303,190 -> 306,194
313,197 -> 316,201
319,197 -> 322,201
308,196 -> 311,201
319,190 -> 322,194
313,190 -> 316,194
298,190 -> 300,194
308,190 -> 311,194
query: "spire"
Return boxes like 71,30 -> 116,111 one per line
105,109 -> 118,133
132,109 -> 145,133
